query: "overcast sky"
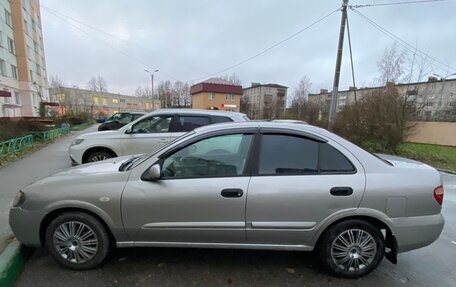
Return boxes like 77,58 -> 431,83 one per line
40,0 -> 456,95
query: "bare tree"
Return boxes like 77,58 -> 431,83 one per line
158,80 -> 173,108
86,76 -> 108,92
49,75 -> 65,88
134,85 -> 152,98
219,73 -> 242,85
376,43 -> 406,85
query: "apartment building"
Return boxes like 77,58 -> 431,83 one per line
49,87 -> 160,117
242,82 -> 287,119
190,78 -> 242,112
0,0 -> 49,118
308,77 -> 456,120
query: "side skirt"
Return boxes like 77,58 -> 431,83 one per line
116,241 -> 314,251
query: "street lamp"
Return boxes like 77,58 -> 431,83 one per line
144,69 -> 159,109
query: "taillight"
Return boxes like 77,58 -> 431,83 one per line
434,185 -> 444,205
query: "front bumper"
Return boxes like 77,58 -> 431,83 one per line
392,213 -> 444,253
9,207 -> 43,247
68,145 -> 84,165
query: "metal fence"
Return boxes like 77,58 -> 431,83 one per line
32,127 -> 71,142
0,135 -> 34,158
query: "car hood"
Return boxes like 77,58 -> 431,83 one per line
77,129 -> 122,140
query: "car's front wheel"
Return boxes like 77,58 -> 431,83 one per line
318,219 -> 385,278
45,212 -> 110,270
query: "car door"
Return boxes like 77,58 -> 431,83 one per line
121,131 -> 255,243
246,131 -> 365,246
169,114 -> 211,140
120,114 -> 174,155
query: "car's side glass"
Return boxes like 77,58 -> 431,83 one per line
174,116 -> 210,132
131,115 -> 173,134
319,143 -> 355,173
259,134 -> 318,175
118,115 -> 133,124
161,134 -> 253,179
211,116 -> 233,123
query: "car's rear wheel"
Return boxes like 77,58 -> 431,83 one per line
318,219 -> 384,278
45,212 -> 110,270
87,151 -> 113,163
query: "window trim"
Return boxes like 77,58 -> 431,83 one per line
254,132 -> 357,177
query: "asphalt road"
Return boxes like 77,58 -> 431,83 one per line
5,130 -> 455,286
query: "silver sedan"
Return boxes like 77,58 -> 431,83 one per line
9,122 -> 444,278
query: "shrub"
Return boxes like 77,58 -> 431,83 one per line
0,119 -> 47,141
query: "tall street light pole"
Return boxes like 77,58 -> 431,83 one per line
328,0 -> 348,130
145,69 -> 159,109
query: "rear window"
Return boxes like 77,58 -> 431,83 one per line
174,116 -> 210,132
211,116 -> 233,123
319,143 -> 356,173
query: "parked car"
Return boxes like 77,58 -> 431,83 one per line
95,115 -> 106,123
69,109 -> 248,165
10,121 -> 444,277
98,112 -> 145,131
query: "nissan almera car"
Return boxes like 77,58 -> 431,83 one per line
9,122 -> 444,278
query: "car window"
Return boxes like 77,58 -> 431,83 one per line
118,114 -> 133,124
133,114 -> 144,121
259,134 -> 318,175
171,116 -> 210,132
131,115 -> 173,133
319,143 -> 355,173
161,134 -> 253,179
211,116 -> 233,123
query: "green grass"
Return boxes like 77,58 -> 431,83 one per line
397,142 -> 456,173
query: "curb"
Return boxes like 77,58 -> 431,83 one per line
0,240 -> 24,287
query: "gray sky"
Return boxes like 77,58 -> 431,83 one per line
40,0 -> 456,95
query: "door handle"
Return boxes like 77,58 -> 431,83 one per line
330,186 -> 353,196
221,188 -> 244,198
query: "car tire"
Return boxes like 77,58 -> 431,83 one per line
45,212 -> 111,270
86,151 -> 113,163
318,219 -> 385,278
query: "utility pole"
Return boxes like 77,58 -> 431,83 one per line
328,0 -> 348,130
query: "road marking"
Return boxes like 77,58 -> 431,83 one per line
451,241 -> 456,245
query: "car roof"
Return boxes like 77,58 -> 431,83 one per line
193,121 -> 331,138
147,109 -> 247,118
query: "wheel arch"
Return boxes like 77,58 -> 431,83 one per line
82,146 -> 118,163
39,207 -> 117,248
314,214 -> 398,264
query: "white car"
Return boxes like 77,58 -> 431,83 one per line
69,109 -> 248,165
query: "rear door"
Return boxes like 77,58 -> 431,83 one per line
246,131 -> 365,246
169,114 -> 211,140
120,114 -> 174,155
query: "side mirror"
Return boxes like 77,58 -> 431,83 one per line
141,164 -> 161,181
125,126 -> 133,134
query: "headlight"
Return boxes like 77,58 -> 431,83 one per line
12,191 -> 26,207
71,139 -> 84,146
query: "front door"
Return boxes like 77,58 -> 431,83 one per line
121,114 -> 174,155
246,133 -> 365,246
122,132 -> 254,243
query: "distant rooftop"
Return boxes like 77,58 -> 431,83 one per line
244,82 -> 288,90
191,78 -> 243,95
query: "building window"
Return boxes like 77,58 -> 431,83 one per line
93,96 -> 99,105
112,98 -> 119,104
102,97 -> 107,105
14,91 -> 21,105
208,92 -> 215,100
34,41 -> 39,53
29,69 -> 34,82
226,94 -> 235,101
24,20 -> 30,35
11,65 -> 18,79
4,9 -> 12,27
425,102 -> 434,107
0,31 -> 3,47
7,37 -> 15,55
120,99 -> 126,103
0,59 -> 6,76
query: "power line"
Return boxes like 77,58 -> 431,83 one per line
351,8 -> 456,73
41,5 -> 178,82
350,0 -> 446,8
190,7 -> 342,82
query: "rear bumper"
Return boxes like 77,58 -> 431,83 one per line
391,213 -> 444,253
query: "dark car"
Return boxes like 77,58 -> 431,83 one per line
98,112 -> 145,131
